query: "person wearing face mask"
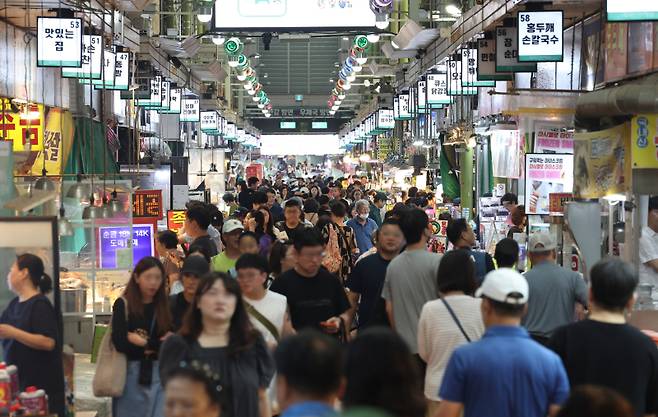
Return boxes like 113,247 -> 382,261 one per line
0,254 -> 65,417
159,273 -> 275,417
110,256 -> 173,417
446,218 -> 495,285
346,199 -> 379,256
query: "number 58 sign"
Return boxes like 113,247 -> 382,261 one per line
517,11 -> 563,62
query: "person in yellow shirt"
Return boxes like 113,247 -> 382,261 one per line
211,219 -> 243,274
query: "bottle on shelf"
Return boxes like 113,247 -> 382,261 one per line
19,386 -> 48,416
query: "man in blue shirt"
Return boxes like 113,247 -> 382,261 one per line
275,331 -> 341,417
346,199 -> 379,255
436,268 -> 570,417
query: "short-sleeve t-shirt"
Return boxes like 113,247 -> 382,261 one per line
244,290 -> 288,346
190,235 -> 219,258
639,226 -> 658,287
382,249 -> 441,353
439,326 -> 570,417
212,252 -> 239,274
270,268 -> 350,331
0,294 -> 65,417
346,253 -> 391,328
548,319 -> 658,417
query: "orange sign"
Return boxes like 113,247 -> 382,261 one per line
0,98 -> 44,151
167,210 -> 186,234
549,193 -> 573,215
133,190 -> 163,218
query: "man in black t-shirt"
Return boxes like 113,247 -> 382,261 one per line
170,255 -> 209,331
270,228 -> 350,335
186,205 -> 219,258
273,198 -> 312,244
548,258 -> 658,417
347,219 -> 404,329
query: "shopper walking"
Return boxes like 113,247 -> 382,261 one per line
382,208 -> 441,363
274,199 -> 311,244
170,255 -> 209,331
417,250 -> 484,414
343,328 -> 426,417
347,218 -> 404,330
185,204 -> 220,258
435,268 -> 570,417
321,200 -> 358,284
274,331 -> 342,417
0,254 -> 65,417
111,256 -> 172,417
369,192 -> 387,227
163,364 -> 222,417
522,232 -> 588,344
494,238 -> 519,269
446,218 -> 495,284
160,272 -> 275,417
548,258 -> 658,417
270,228 -> 351,336
346,199 -> 379,256
268,240 -> 296,283
211,219 -> 244,274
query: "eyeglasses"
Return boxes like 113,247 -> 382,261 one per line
299,251 -> 326,260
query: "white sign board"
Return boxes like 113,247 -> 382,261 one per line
37,17 -> 83,67
377,109 -> 394,130
398,94 -> 412,120
180,98 -> 200,122
214,0 -> 376,30
162,88 -> 181,114
427,72 -> 451,105
495,26 -> 537,72
518,11 -> 564,62
91,50 -> 115,88
418,80 -> 426,110
111,52 -> 130,90
607,0 -> 658,21
461,48 -> 495,87
150,76 -> 162,106
225,123 -> 237,139
477,37 -> 513,81
524,153 -> 574,215
159,81 -> 171,110
62,35 -> 101,78
448,57 -> 476,95
201,111 -> 220,133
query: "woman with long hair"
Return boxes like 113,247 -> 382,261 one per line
245,209 -> 275,257
0,254 -> 65,416
111,256 -> 172,417
160,273 -> 274,417
268,240 -> 295,285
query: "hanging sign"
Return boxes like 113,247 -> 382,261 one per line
167,210 -> 186,234
137,77 -> 161,107
534,124 -> 574,154
109,52 -> 130,90
518,11 -> 564,62
631,114 -> 658,168
607,0 -> 658,22
377,109 -> 394,130
427,72 -> 452,105
225,122 -> 237,139
201,110 -> 220,134
495,26 -> 537,72
398,94 -> 412,120
88,50 -> 116,88
180,98 -> 200,122
161,88 -> 181,114
448,56 -> 477,95
418,80 -> 427,111
461,48 -> 495,87
36,17 -> 83,67
477,36 -> 514,81
62,35 -> 101,79
133,189 -> 163,218
573,124 -> 630,198
158,81 -> 171,111
393,96 -> 400,120
524,154 -> 574,215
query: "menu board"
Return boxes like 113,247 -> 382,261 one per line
525,154 -> 574,215
133,190 -> 163,218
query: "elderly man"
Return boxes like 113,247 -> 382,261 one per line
346,199 -> 379,255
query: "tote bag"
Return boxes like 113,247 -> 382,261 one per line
92,297 -> 128,397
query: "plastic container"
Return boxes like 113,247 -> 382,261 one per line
5,365 -> 18,399
19,386 -> 48,416
0,365 -> 11,404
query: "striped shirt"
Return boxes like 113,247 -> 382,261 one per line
417,295 -> 485,401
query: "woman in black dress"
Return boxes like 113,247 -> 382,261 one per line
0,254 -> 65,416
160,272 -> 274,417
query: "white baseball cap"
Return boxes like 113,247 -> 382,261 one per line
475,268 -> 529,305
222,219 -> 244,234
528,232 -> 557,253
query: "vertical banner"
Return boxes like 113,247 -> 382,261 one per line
30,108 -> 74,175
109,52 -> 130,90
631,114 -> 658,168
525,154 -> 574,215
62,35 -> 102,79
462,48 -> 495,86
573,123 -> 630,198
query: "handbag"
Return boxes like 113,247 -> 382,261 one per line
92,297 -> 128,397
440,297 -> 472,343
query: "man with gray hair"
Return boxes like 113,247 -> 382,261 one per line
347,199 -> 379,255
522,232 -> 588,345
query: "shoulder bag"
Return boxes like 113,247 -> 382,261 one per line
244,301 -> 280,342
440,297 -> 472,343
92,297 -> 129,397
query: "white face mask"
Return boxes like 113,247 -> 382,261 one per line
359,213 -> 369,220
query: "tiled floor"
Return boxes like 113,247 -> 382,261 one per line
74,354 -> 111,417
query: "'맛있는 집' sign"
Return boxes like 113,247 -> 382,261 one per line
37,17 -> 83,67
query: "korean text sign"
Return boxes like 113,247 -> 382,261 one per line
525,154 -> 574,215
517,11 -> 564,62
98,224 -> 154,269
133,190 -> 163,218
180,99 -> 200,122
37,17 -> 83,67
631,114 -> 658,168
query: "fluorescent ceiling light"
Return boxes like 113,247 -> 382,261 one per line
367,34 -> 380,43
446,4 -> 462,16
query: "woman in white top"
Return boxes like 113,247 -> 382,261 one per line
417,249 -> 485,414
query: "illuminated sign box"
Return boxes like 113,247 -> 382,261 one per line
312,121 -> 328,129
280,121 -> 297,129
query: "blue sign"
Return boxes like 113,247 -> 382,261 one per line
98,224 -> 154,269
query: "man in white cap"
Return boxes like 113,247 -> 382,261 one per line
435,269 -> 570,417
211,219 -> 244,274
522,232 -> 588,345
